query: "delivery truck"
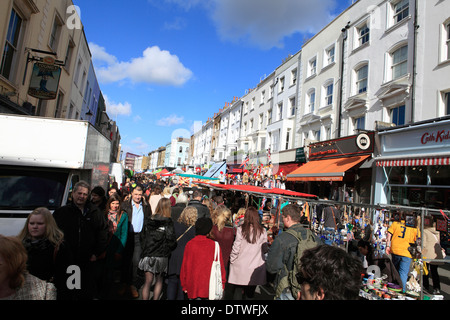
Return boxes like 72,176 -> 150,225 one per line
0,114 -> 112,236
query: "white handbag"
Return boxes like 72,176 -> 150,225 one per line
209,241 -> 224,300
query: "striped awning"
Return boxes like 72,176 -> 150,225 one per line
376,157 -> 450,167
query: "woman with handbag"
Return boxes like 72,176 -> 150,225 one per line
180,217 -> 226,300
228,207 -> 267,300
138,198 -> 177,300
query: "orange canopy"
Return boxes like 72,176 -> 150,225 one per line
287,155 -> 370,182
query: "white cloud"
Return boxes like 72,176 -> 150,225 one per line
158,0 -> 339,49
89,43 -> 117,66
157,114 -> 185,126
131,137 -> 149,152
211,0 -> 338,49
104,95 -> 132,117
89,43 -> 193,86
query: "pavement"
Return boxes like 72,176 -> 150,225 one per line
424,258 -> 450,300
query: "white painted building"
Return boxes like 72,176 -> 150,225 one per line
295,3 -> 355,148
192,119 -> 213,168
267,52 -> 300,168
414,0 -> 450,120
68,30 -> 90,120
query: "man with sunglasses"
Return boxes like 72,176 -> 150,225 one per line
296,245 -> 363,300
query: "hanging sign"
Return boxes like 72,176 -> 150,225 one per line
27,58 -> 62,100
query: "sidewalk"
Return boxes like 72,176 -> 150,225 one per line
427,258 -> 450,300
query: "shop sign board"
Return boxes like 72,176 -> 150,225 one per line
308,132 -> 374,161
380,119 -> 450,158
27,59 -> 62,100
295,147 -> 306,163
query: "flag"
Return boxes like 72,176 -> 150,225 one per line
240,154 -> 249,168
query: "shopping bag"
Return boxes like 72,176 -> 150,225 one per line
209,241 -> 223,300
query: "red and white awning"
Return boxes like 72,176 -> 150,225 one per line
376,157 -> 450,167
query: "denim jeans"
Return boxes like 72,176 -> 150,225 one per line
391,254 -> 412,292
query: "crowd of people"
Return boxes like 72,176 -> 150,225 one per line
0,174 -> 445,301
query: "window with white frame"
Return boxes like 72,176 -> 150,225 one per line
393,0 -> 409,24
289,97 -> 296,116
391,45 -> 408,80
261,90 -> 265,104
279,77 -> 285,93
307,89 -> 316,113
285,130 -> 290,150
277,102 -> 283,121
445,92 -> 450,115
325,45 -> 335,65
49,14 -> 64,52
314,130 -> 321,141
251,97 -> 255,110
259,113 -> 264,128
390,105 -> 405,125
267,109 -> 272,125
357,23 -> 370,46
309,57 -> 317,77
291,68 -> 297,86
442,20 -> 450,62
64,39 -> 75,72
354,116 -> 366,132
356,64 -> 368,94
0,9 -> 23,80
324,82 -> 333,106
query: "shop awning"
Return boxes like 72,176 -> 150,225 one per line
273,162 -> 302,176
203,161 -> 226,178
202,183 -> 317,198
287,155 -> 370,181
376,156 -> 450,167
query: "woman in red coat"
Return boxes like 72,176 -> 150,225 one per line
180,217 -> 226,300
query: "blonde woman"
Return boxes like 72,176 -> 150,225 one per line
211,205 -> 236,278
17,207 -> 71,299
167,206 -> 198,300
0,235 -> 56,300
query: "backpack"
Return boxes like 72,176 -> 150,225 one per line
274,227 -> 319,299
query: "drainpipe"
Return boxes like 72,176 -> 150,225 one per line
337,22 -> 350,138
411,0 -> 418,124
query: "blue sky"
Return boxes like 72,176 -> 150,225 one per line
73,0 -> 353,156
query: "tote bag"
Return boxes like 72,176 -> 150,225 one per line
209,241 -> 223,300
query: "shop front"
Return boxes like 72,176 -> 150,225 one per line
287,132 -> 375,202
374,117 -> 450,209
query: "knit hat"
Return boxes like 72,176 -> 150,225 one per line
195,217 -> 213,236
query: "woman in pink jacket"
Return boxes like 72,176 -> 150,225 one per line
228,206 -> 268,299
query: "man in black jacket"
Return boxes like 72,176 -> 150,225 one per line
120,185 -> 152,298
187,189 -> 210,219
53,180 -> 109,300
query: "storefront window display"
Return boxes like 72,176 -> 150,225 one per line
386,165 -> 450,209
